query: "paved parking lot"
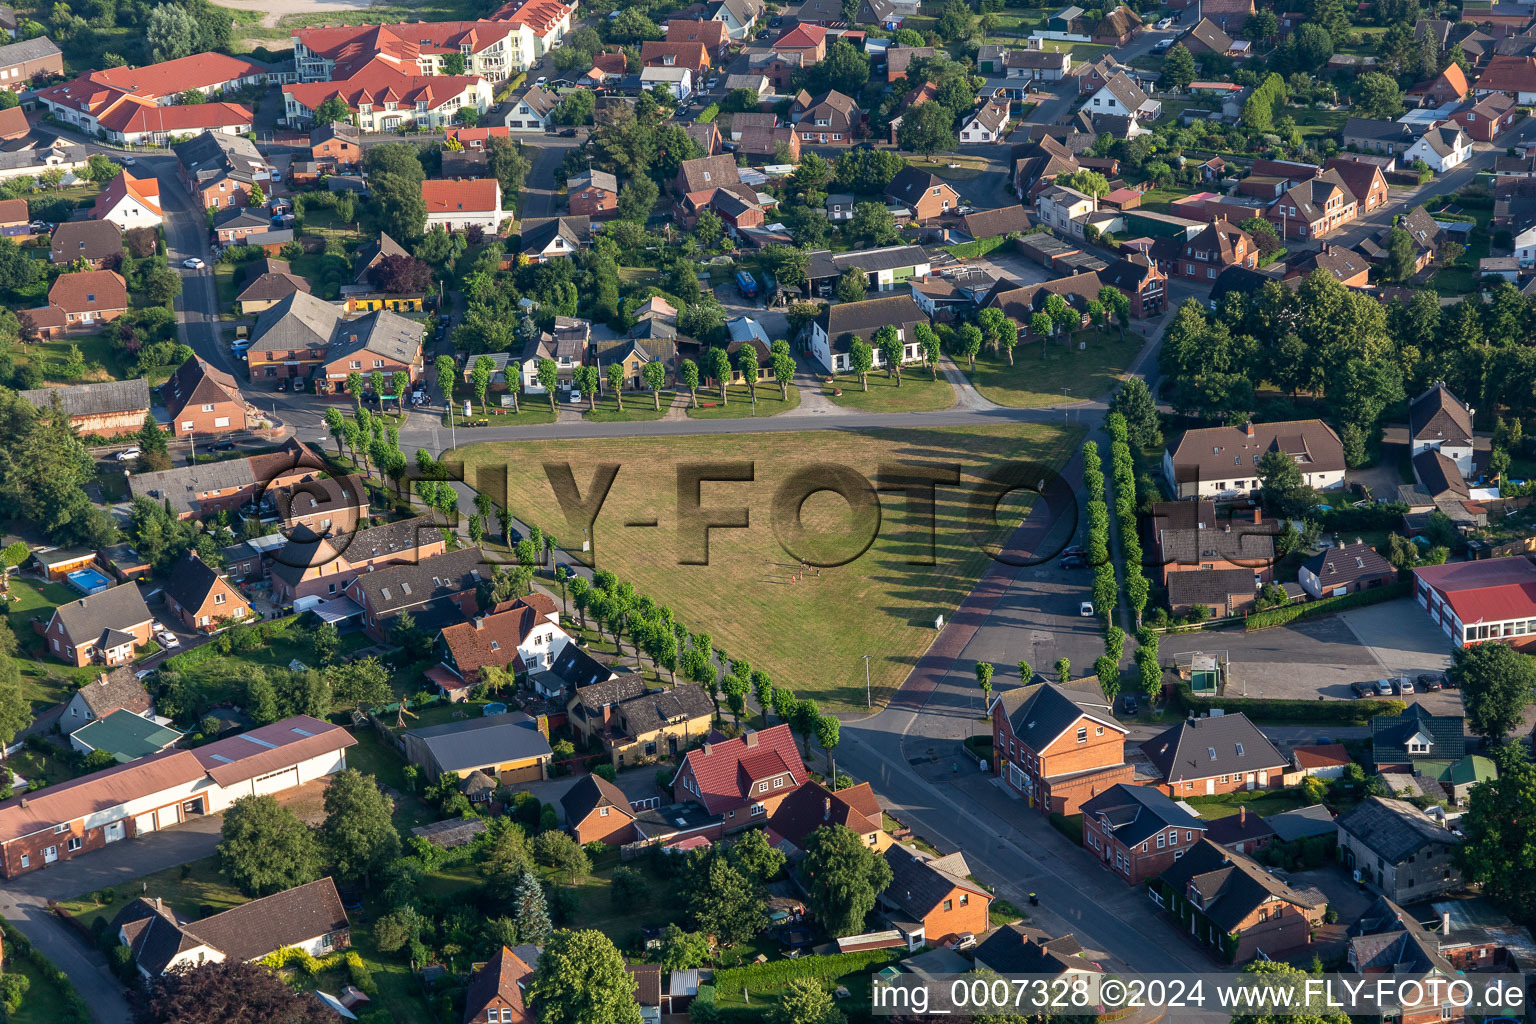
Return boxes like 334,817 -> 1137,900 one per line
1157,600 -> 1464,715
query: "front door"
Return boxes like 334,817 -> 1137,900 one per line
44,845 -> 58,863
1205,778 -> 1215,795
104,820 -> 125,842
1246,773 -> 1256,791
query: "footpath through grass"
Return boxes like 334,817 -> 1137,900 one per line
961,329 -> 1144,408
453,422 -> 1082,710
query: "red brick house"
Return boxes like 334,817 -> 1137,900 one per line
161,355 -> 247,437
1154,839 -> 1326,963
1175,220 -> 1256,281
309,121 -> 361,169
41,583 -> 154,667
26,270 -> 129,338
792,89 -> 862,144
670,723 -> 806,831
639,40 -> 711,78
990,683 -> 1133,815
765,779 -> 887,857
270,515 -> 444,605
1266,168 -> 1359,241
884,166 -> 961,223
880,845 -> 992,949
566,168 -> 619,219
1324,157 -> 1389,214
1140,713 -> 1288,797
666,18 -> 730,58
1454,92 -> 1518,141
1081,784 -> 1209,884
1097,252 -> 1166,317
1149,501 -> 1276,587
771,23 -> 827,66
560,773 -> 637,845
463,946 -> 535,1024
345,546 -> 489,642
162,551 -> 249,631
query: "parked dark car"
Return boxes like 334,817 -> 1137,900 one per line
211,439 -> 235,452
1063,544 -> 1087,558
1122,695 -> 1138,715
1350,681 -> 1376,698
1060,556 -> 1085,569
1418,673 -> 1444,691
275,380 -> 287,392
559,127 -> 578,137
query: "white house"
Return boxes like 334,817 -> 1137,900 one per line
640,65 -> 693,100
505,84 -> 558,132
1515,209 -> 1536,265
959,99 -> 1010,143
1004,48 -> 1070,80
709,0 -> 759,40
1403,123 -> 1471,173
1161,420 -> 1347,499
421,178 -> 502,233
1085,71 -> 1159,122
1034,184 -> 1095,238
1408,383 -> 1474,479
809,294 -> 928,375
90,171 -> 162,230
61,670 -> 153,735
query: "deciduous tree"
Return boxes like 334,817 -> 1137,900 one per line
801,824 -> 893,937
530,930 -> 644,1024
217,795 -> 322,896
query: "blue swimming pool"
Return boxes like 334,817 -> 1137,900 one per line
65,568 -> 112,595
482,702 -> 508,717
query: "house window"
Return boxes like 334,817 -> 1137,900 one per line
214,593 -> 225,605
1076,727 -> 1087,743
1095,726 -> 1104,736
943,899 -> 953,911
67,837 -> 82,852
959,893 -> 968,906
18,855 -> 27,868
599,806 -> 609,817
758,781 -> 767,793
773,777 -> 784,788
1157,833 -> 1165,848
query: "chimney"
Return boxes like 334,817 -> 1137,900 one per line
745,731 -> 759,748
473,617 -> 484,630
824,796 -> 832,820
97,672 -> 108,686
702,742 -> 713,755
1245,421 -> 1254,438
154,897 -> 162,911
1239,805 -> 1246,824
1442,911 -> 1452,935
602,703 -> 612,731
1253,508 -> 1262,524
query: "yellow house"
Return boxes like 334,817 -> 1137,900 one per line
567,678 -> 716,768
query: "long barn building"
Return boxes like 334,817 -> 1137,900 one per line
0,715 -> 353,877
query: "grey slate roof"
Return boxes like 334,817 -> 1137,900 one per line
1371,703 -> 1465,765
616,683 -> 715,735
1411,449 -> 1468,499
249,291 -> 341,355
807,244 -> 929,280
76,667 -> 151,718
1166,568 -> 1256,607
882,845 -> 989,919
519,216 -> 589,256
50,220 -> 123,264
974,924 -> 1096,976
994,683 -> 1121,756
327,307 -> 422,366
1080,783 -> 1206,847
160,552 -> 227,619
814,295 -> 927,354
347,546 -> 487,616
1300,540 -> 1395,592
174,132 -> 266,188
1348,894 -> 1458,975
1157,840 -> 1322,932
20,378 -> 149,420
540,643 -> 618,691
560,772 -> 633,826
567,168 -> 618,194
1140,713 -> 1286,784
406,711 -> 553,773
1338,796 -> 1460,863
0,36 -> 61,66
50,583 -> 152,647
1409,383 -> 1472,446
1265,805 -> 1337,842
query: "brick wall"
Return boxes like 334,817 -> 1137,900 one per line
920,889 -> 990,945
169,398 -> 246,436
571,808 -> 636,845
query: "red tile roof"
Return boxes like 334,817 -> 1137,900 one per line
439,598 -> 559,677
0,106 -> 28,141
33,53 -> 265,130
1413,557 -> 1536,624
284,64 -> 484,118
48,270 -> 127,314
464,947 -> 534,1024
1292,743 -> 1350,770
444,125 -> 511,148
92,170 -> 162,219
489,0 -> 573,32
421,177 -> 501,213
666,18 -> 729,49
674,723 -> 806,815
773,23 -> 828,48
1477,55 -> 1536,95
0,197 -> 26,226
100,101 -> 253,136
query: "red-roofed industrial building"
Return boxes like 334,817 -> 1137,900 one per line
1412,557 -> 1536,648
670,723 -> 807,831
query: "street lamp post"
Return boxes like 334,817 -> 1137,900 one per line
862,653 -> 872,710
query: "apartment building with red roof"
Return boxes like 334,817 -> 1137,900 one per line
294,20 -> 531,81
90,170 -> 162,230
422,177 -> 503,233
1413,557 -> 1536,649
284,65 -> 493,133
32,53 -> 265,145
670,723 -> 807,831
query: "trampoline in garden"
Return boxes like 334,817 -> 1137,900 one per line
66,568 -> 112,595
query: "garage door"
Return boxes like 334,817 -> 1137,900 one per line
161,803 -> 181,827
498,762 -> 544,784
253,767 -> 300,796
134,812 -> 156,836
104,821 -> 125,843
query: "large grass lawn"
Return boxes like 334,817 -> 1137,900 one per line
961,329 -> 1144,408
902,154 -> 990,182
56,856 -> 245,929
13,331 -> 124,386
1182,788 -> 1310,820
5,949 -> 72,1024
585,391 -> 671,423
823,372 -> 955,413
452,423 -> 1082,709
1288,107 -> 1350,140
686,382 -> 801,419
